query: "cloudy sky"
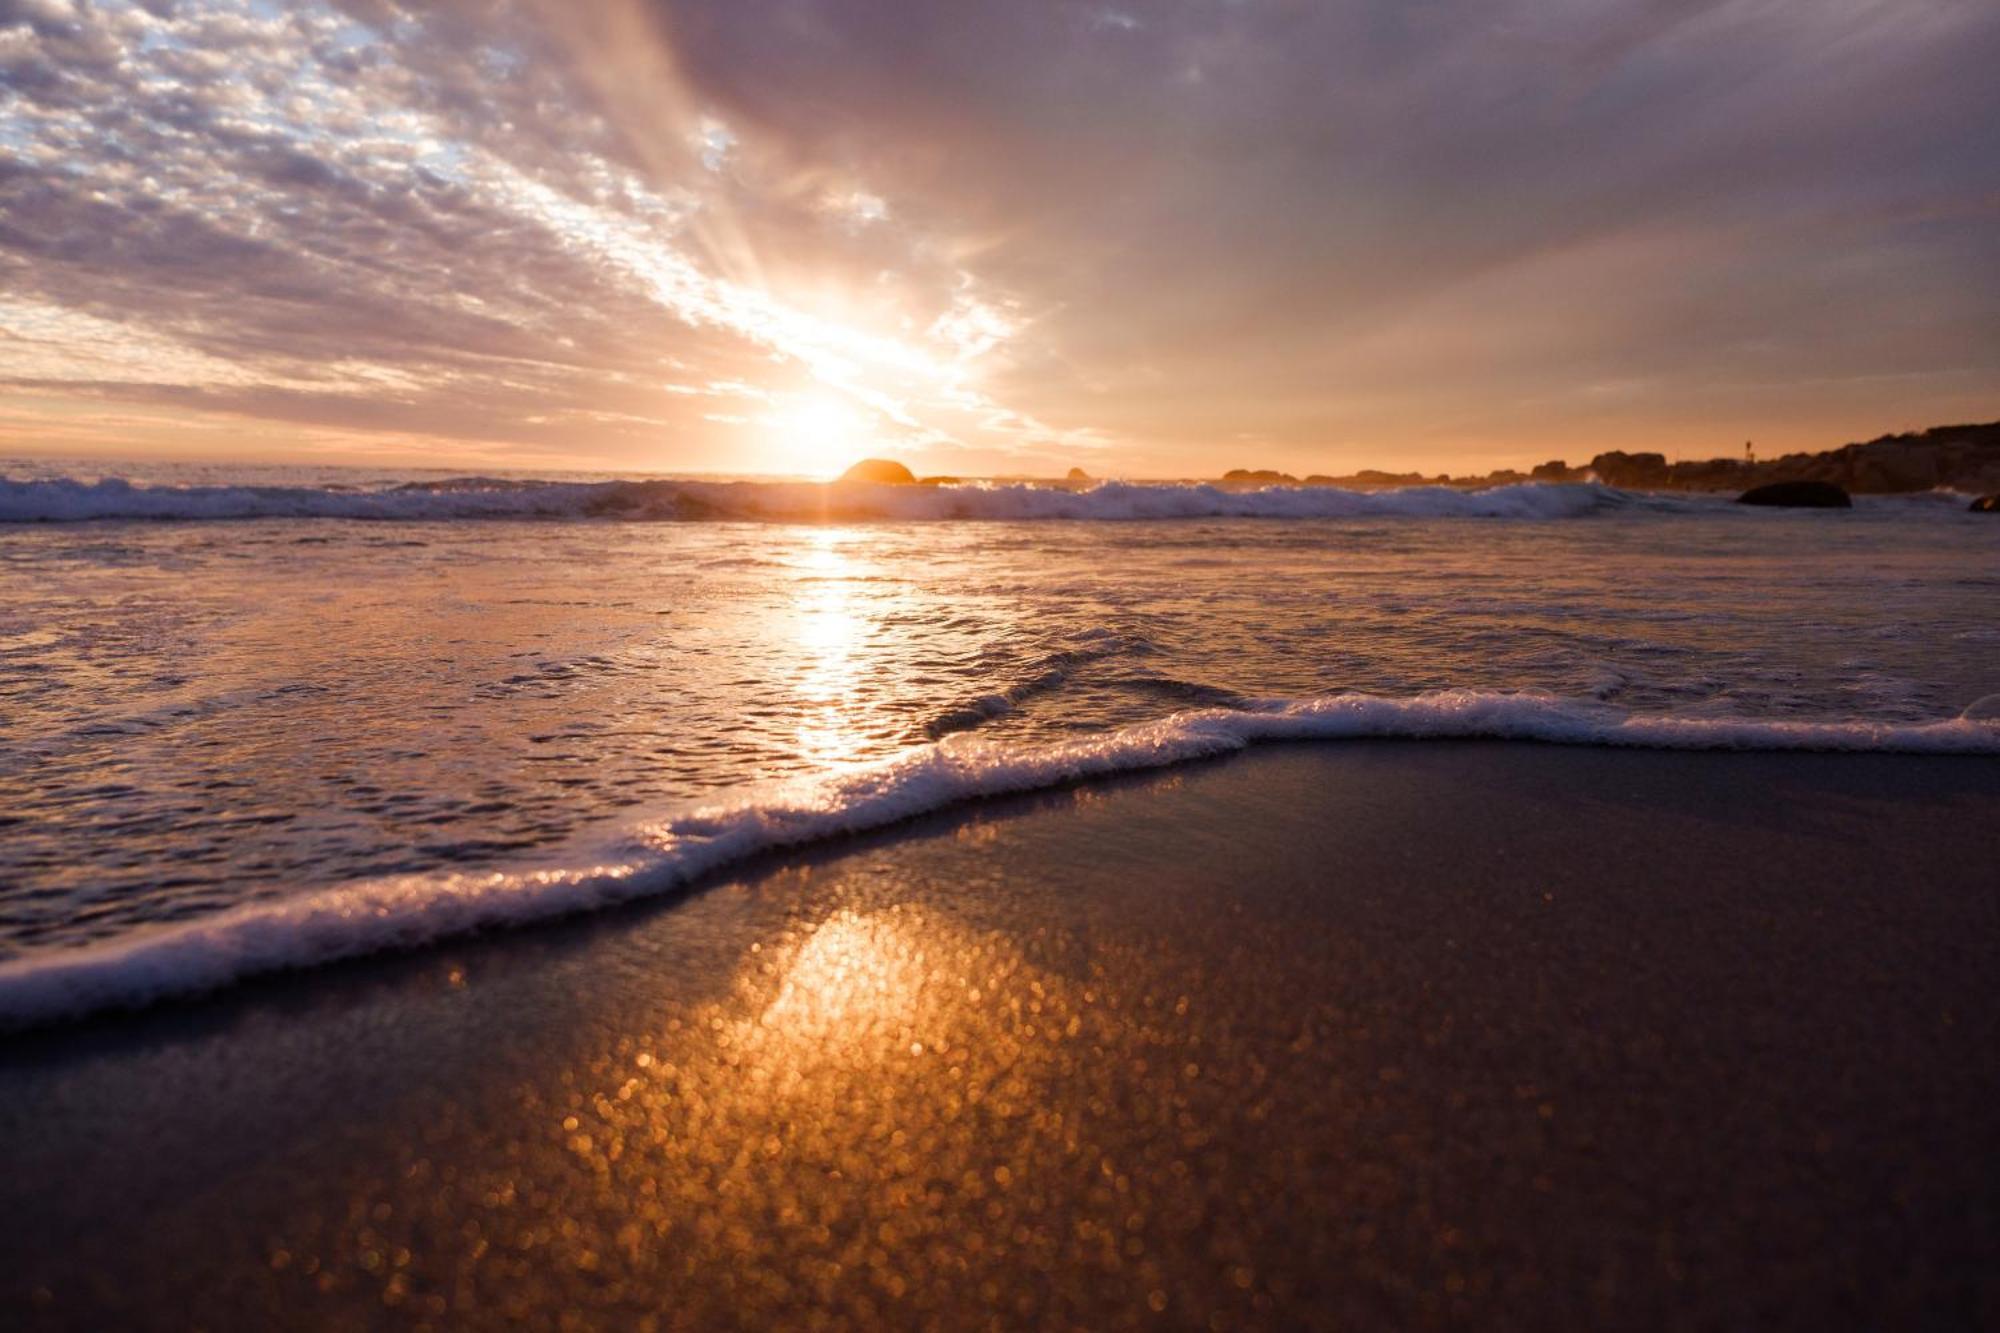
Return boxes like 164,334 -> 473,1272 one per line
2,0 -> 1997,477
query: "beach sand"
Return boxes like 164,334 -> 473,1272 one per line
3,742 -> 1997,1329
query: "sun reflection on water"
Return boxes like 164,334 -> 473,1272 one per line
790,528 -> 876,770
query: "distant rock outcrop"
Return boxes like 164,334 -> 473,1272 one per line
1586,451 -> 1670,489
1738,481 -> 1852,508
917,475 -> 961,486
1583,422 -> 2000,495
838,458 -> 916,484
1303,469 -> 1448,488
1358,470 -> 1431,486
1191,420 -> 1998,498
1066,467 -> 1092,482
1971,494 -> 2000,513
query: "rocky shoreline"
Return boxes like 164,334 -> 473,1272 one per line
1218,420 -> 2000,495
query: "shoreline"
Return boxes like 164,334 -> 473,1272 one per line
4,741 -> 1998,1328
6,701 -> 1998,1033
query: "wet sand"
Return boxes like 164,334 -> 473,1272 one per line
3,742 -> 1998,1330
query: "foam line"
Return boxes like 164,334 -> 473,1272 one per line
1,690 -> 1994,1030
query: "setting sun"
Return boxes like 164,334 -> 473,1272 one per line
763,394 -> 872,478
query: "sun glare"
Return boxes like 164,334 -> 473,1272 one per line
765,394 -> 871,478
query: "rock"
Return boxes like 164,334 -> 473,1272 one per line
1587,451 -> 1670,488
1971,494 -> 2000,513
1066,467 -> 1092,482
838,458 -> 916,484
1849,441 -> 1939,492
1668,459 -> 1750,489
1737,480 -> 1852,508
1221,469 -> 1298,485
917,475 -> 961,486
1530,459 -> 1573,481
1302,471 -> 1455,487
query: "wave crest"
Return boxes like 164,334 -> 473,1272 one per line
1,474 -> 1676,523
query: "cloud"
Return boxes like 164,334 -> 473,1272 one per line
1,0 -> 1996,472
0,0 -> 1078,470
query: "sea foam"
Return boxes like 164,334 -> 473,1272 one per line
0,690 -> 1994,1030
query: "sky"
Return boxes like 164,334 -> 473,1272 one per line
1,0 -> 1997,479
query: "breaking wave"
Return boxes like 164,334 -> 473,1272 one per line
1,474 -> 1711,522
1,689 -> 1994,1030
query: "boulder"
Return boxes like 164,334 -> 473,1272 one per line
1066,467 -> 1092,482
838,458 -> 916,484
1970,494 -> 2000,513
1222,468 -> 1298,485
917,475 -> 961,486
1737,480 -> 1852,508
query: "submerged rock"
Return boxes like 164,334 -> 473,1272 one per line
1971,494 -> 2000,513
1737,480 -> 1852,508
838,458 -> 917,484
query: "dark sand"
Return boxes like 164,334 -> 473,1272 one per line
3,742 -> 1998,1330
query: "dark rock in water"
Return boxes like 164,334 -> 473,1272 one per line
1222,468 -> 1298,485
1971,494 -> 2000,513
1737,480 -> 1852,508
838,458 -> 916,484
917,475 -> 961,486
1066,467 -> 1092,482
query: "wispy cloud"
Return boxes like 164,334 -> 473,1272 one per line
1,0 -> 1995,472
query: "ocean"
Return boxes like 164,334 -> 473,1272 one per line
2,463 -> 1996,1026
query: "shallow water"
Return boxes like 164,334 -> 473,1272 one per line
1,468 -> 1996,1011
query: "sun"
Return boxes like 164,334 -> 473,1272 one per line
764,393 -> 871,478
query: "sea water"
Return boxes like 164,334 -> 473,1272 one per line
2,465 -> 1995,1023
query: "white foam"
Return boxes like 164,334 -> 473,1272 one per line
0,474 -> 1690,523
0,690 -> 1993,1030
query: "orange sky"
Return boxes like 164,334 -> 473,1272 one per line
2,0 -> 1996,478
